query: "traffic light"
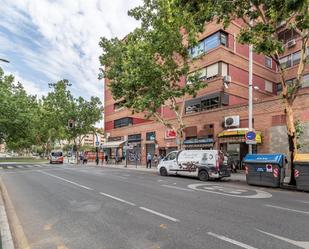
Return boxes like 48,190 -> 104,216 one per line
68,119 -> 75,128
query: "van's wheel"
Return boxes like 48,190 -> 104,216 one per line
160,167 -> 168,176
198,170 -> 209,181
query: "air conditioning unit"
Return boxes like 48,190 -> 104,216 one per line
224,116 -> 240,128
286,39 -> 296,48
223,75 -> 232,83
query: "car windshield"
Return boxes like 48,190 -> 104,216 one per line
51,152 -> 62,157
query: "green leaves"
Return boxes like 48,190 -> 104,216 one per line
99,0 -> 205,119
0,69 -> 102,153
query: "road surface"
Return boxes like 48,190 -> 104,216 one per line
1,163 -> 309,249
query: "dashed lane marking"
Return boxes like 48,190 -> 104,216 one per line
257,229 -> 309,249
264,204 -> 309,215
139,207 -> 179,222
39,171 -> 93,190
99,192 -> 136,206
207,232 -> 258,249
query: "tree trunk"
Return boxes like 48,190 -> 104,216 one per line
285,101 -> 297,185
177,129 -> 184,150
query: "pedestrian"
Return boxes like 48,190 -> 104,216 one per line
153,154 -> 158,168
146,153 -> 152,168
105,154 -> 109,164
79,152 -> 84,165
83,153 -> 88,164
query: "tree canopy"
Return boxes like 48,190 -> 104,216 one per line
99,0 -> 206,147
0,68 -> 103,154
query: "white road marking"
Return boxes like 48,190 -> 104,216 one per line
264,204 -> 309,215
207,232 -> 258,249
139,207 -> 179,222
39,171 -> 93,190
161,185 -> 194,192
17,165 -> 24,168
257,229 -> 309,249
188,183 -> 272,199
7,166 -> 13,169
297,200 -> 309,204
173,182 -> 177,185
99,192 -> 136,206
35,164 -> 43,167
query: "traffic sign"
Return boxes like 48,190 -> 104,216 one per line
246,130 -> 257,144
96,141 -> 100,146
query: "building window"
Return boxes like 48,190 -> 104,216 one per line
303,74 -> 309,88
276,75 -> 309,95
265,56 -> 272,68
114,100 -> 125,111
185,92 -> 228,114
292,51 -> 301,65
186,62 -> 228,84
114,117 -> 133,129
189,31 -> 228,58
279,50 -> 301,69
278,29 -> 299,44
146,132 -> 156,141
201,96 -> 220,110
265,80 -> 273,92
128,134 -> 142,142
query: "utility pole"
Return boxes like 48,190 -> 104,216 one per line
248,7 -> 253,154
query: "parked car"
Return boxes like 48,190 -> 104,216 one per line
157,150 -> 231,181
49,150 -> 64,164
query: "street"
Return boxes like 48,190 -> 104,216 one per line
0,163 -> 309,249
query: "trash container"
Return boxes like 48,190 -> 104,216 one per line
243,154 -> 286,187
294,154 -> 309,191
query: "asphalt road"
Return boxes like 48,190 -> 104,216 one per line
1,163 -> 309,249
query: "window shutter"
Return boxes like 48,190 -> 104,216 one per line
206,63 -> 218,78
265,80 -> 273,92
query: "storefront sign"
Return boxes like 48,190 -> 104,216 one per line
165,129 -> 176,139
183,138 -> 214,145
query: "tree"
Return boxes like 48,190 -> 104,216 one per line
0,67 -> 38,152
175,0 -> 308,184
99,0 -> 205,149
66,96 -> 102,161
39,80 -> 74,155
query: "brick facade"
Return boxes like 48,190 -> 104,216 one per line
103,20 -> 309,165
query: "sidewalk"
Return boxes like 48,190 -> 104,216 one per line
72,162 -> 247,181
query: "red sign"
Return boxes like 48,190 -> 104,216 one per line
165,129 -> 176,139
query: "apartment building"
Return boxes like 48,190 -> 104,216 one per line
104,19 -> 309,165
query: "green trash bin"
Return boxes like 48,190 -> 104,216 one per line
294,154 -> 309,192
243,154 -> 286,188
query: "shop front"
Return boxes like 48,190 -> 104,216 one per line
218,128 -> 262,169
127,134 -> 142,165
101,138 -> 126,163
183,138 -> 214,150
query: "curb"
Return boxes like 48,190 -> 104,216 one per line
0,178 -> 30,249
0,180 -> 14,249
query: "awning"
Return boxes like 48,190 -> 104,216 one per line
218,128 -> 262,144
101,141 -> 126,148
183,138 -> 214,145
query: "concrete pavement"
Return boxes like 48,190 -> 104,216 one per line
0,163 -> 308,249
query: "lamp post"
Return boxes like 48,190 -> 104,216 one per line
95,133 -> 99,165
248,7 -> 254,155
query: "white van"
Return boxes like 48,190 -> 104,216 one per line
157,150 -> 230,181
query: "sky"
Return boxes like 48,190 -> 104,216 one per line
0,0 -> 142,99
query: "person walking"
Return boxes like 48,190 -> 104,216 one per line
146,153 -> 152,168
153,154 -> 158,168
